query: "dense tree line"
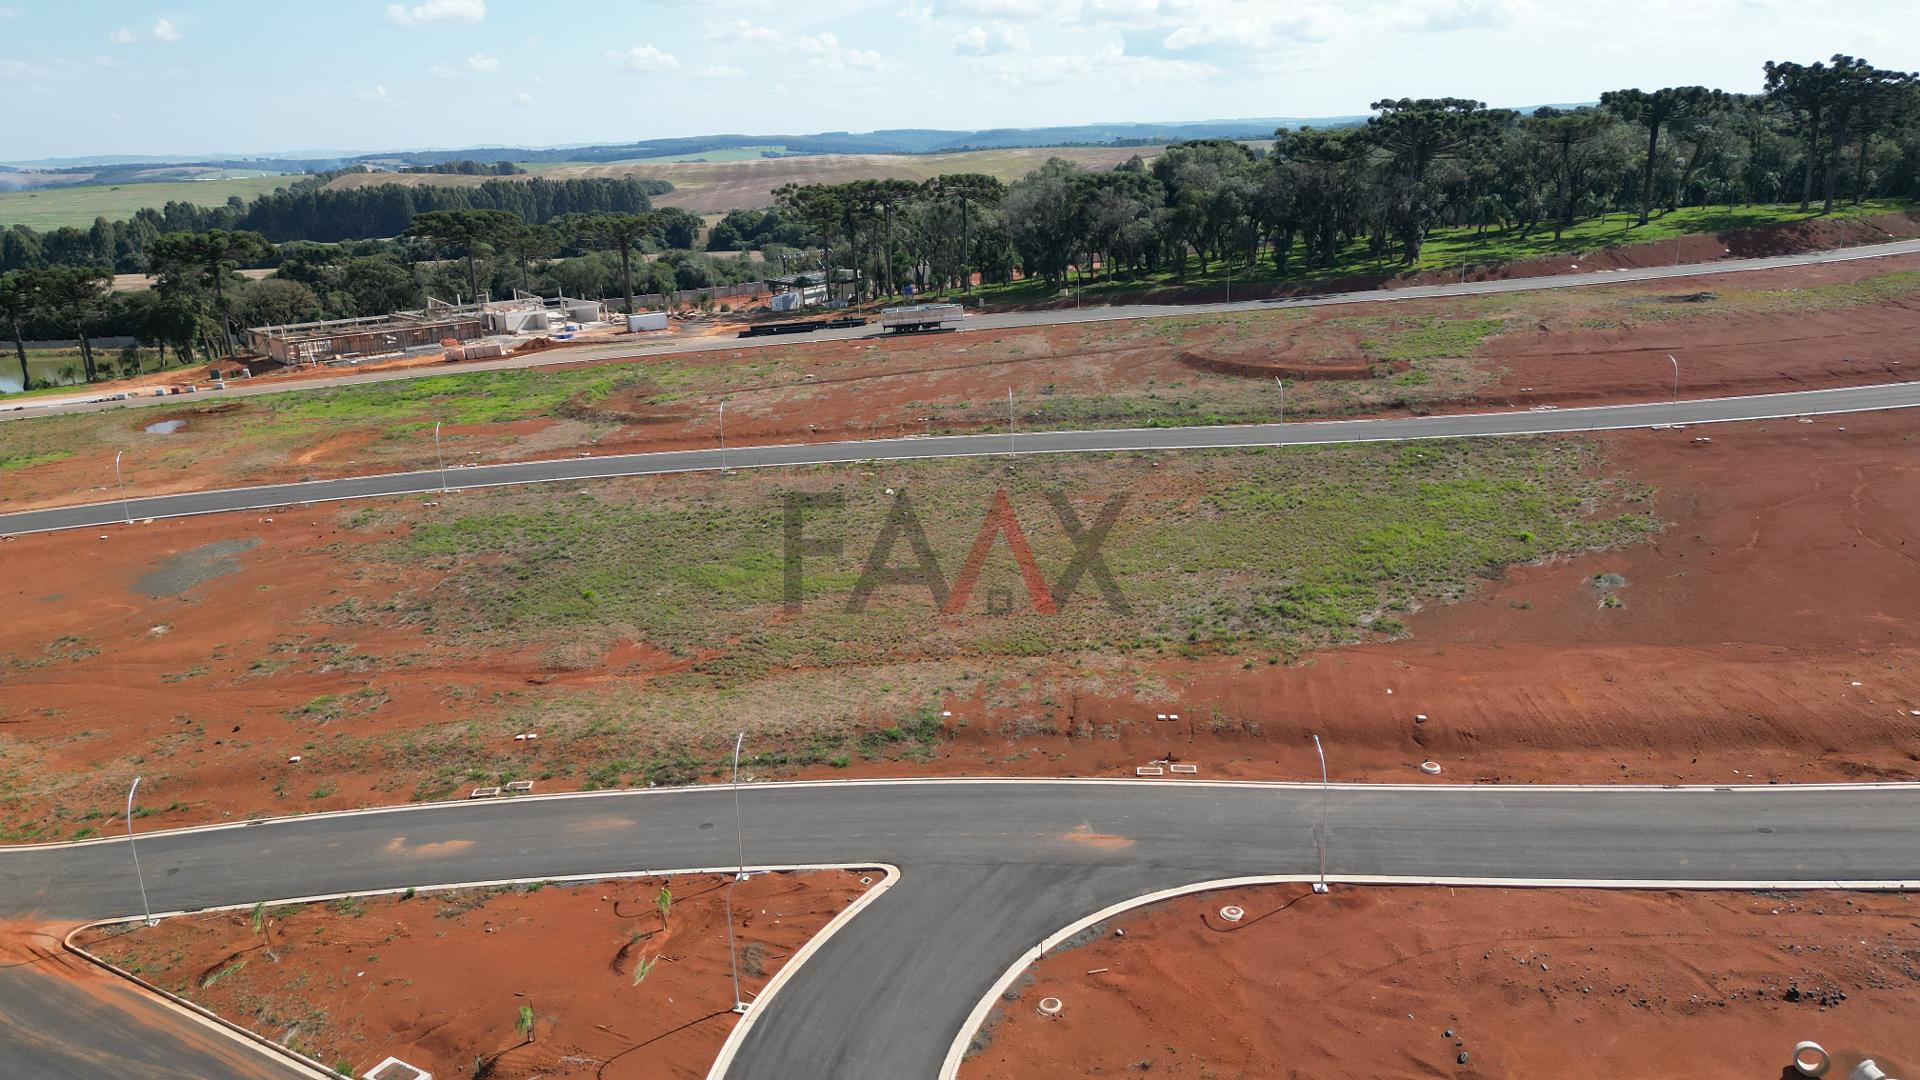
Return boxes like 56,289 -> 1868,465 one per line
399,160 -> 526,176
0,175 -> 669,275
2,205 -> 758,389
758,54 -> 1918,297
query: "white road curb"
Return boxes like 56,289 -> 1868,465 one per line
936,873 -> 1920,1078
66,863 -> 891,1080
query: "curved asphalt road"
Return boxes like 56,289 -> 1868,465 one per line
6,237 -> 1918,423
3,779 -> 1918,1078
4,379 -> 1918,537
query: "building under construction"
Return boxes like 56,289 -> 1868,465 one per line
244,294 -> 607,366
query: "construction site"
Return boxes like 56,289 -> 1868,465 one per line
244,293 -> 612,368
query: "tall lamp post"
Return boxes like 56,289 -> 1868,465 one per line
1007,388 -> 1016,455
719,400 -> 728,472
126,776 -> 156,925
1310,734 -> 1330,894
114,450 -> 132,525
1667,354 -> 1680,404
433,421 -> 448,494
723,732 -> 749,1013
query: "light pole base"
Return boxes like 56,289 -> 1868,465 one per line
143,917 -> 161,927
732,1002 -> 751,1014
1311,882 -> 1330,895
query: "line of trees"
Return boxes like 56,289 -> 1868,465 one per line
2,202 -> 761,389
0,174 -> 669,275
751,54 -> 1919,297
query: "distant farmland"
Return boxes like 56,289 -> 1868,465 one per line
325,146 -> 1171,214
0,175 -> 299,230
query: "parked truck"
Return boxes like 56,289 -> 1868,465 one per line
879,303 -> 965,333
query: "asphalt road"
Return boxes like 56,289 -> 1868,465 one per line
7,236 -> 1918,423
3,779 -> 1917,1078
6,379 -> 1918,537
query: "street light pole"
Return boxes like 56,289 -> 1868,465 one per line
723,732 -> 749,1013
114,450 -> 131,525
1274,377 -> 1285,424
1310,734 -> 1330,894
433,421 -> 448,494
1007,388 -> 1015,455
126,776 -> 156,925
719,400 -> 727,472
1668,353 -> 1680,404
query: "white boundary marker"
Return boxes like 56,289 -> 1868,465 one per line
66,862 -> 893,1080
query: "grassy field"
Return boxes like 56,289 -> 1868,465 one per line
308,442 -> 1654,792
327,146 -> 1168,214
525,147 -> 801,167
364,443 -> 1654,674
0,175 -> 300,230
958,199 -> 1915,306
0,344 -> 187,394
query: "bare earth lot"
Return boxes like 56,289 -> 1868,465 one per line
75,870 -> 868,1079
5,405 -> 1920,839
966,885 -> 1919,1079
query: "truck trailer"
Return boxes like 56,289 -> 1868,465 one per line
879,303 -> 965,333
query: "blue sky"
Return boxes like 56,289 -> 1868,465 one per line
2,0 -> 1915,160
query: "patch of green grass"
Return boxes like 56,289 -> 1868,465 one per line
363,444 -> 1657,688
0,449 -> 74,470
1360,317 -> 1509,362
0,174 -> 297,230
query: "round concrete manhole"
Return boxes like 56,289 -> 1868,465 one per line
1219,905 -> 1245,922
1791,1041 -> 1830,1077
1037,997 -> 1064,1017
1419,760 -> 1443,775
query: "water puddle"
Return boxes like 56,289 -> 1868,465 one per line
134,538 -> 262,598
144,420 -> 187,435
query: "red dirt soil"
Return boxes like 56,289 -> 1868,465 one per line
6,409 -> 1920,840
966,885 -> 1919,1080
72,870 -> 872,1079
914,410 -> 1920,788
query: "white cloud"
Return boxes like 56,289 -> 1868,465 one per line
354,85 -> 406,106
151,17 -> 182,42
964,43 -> 1214,89
705,18 -> 781,43
1390,0 -> 1530,32
790,31 -> 839,55
467,53 -> 499,73
385,0 -> 485,27
954,22 -> 1029,55
108,26 -> 135,45
696,64 -> 748,79
787,30 -> 889,76
0,7 -> 21,17
607,44 -> 679,72
514,91 -> 536,106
